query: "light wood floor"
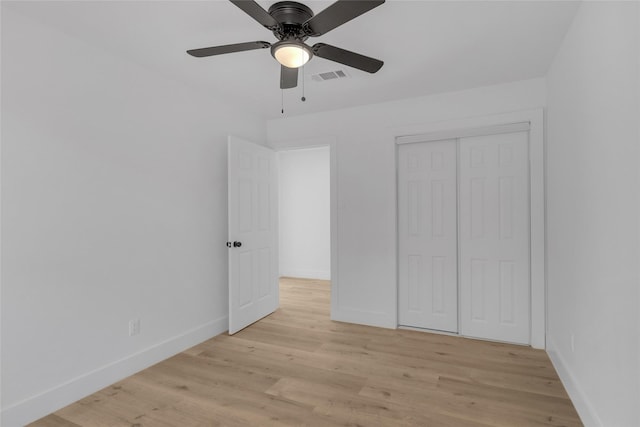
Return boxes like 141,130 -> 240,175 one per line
31,277 -> 582,426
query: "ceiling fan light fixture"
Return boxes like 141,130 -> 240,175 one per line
271,41 -> 312,68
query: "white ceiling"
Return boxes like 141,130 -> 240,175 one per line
6,0 -> 580,119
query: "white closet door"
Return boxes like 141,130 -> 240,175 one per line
459,132 -> 530,344
398,140 -> 458,332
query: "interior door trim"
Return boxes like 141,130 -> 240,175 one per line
267,137 -> 340,323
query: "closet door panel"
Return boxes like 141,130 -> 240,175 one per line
398,140 -> 458,332
459,132 -> 530,344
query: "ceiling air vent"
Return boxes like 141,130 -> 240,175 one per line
311,69 -> 350,82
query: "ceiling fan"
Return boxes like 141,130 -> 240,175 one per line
187,0 -> 385,89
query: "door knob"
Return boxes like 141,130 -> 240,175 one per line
233,241 -> 242,248
226,242 -> 232,248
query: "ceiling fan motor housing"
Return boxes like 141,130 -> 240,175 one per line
268,1 -> 314,40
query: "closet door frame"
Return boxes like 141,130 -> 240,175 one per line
393,109 -> 545,349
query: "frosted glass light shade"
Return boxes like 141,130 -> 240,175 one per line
272,42 -> 311,68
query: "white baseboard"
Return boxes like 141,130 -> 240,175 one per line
280,269 -> 331,280
1,316 -> 228,427
331,306 -> 396,329
546,336 -> 602,427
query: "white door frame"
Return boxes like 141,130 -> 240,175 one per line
268,137 -> 339,320
393,109 -> 545,349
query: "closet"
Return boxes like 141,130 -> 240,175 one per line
397,125 -> 531,345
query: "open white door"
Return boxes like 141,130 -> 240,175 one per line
228,136 -> 278,334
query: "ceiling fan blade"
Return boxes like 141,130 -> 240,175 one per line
312,43 -> 383,73
280,65 -> 299,89
229,0 -> 281,30
303,0 -> 384,36
187,41 -> 270,58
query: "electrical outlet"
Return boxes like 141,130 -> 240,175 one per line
129,318 -> 140,336
570,333 -> 575,353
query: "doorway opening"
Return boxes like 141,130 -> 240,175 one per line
277,146 -> 331,316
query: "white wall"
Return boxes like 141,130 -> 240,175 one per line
268,78 -> 546,328
545,2 -> 640,426
278,147 -> 331,280
1,7 -> 265,426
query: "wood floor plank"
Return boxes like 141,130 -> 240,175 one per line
24,414 -> 83,427
436,376 -> 580,423
360,379 -> 577,427
266,376 -> 491,427
30,278 -> 582,427
318,340 -> 561,387
197,340 -> 370,394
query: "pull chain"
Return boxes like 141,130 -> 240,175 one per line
281,89 -> 284,115
301,64 -> 306,102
